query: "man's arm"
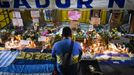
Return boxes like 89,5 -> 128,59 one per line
52,44 -> 56,58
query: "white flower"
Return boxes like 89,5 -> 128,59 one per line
11,31 -> 15,35
0,29 -> 6,33
116,32 -> 122,37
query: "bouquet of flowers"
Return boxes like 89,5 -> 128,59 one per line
110,28 -> 123,40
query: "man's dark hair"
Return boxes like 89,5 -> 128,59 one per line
62,27 -> 72,37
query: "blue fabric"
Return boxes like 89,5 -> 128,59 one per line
0,64 -> 54,73
13,59 -> 54,65
0,49 -> 54,73
95,53 -> 129,57
0,50 -> 20,67
23,48 -> 51,53
0,59 -> 54,73
99,60 -> 134,65
0,72 -> 51,75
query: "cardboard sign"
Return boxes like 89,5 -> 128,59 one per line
12,18 -> 18,26
38,36 -> 46,42
31,11 -> 40,17
68,10 -> 81,20
32,18 -> 39,23
20,40 -> 29,45
13,11 -> 21,18
91,17 -> 100,25
18,19 -> 24,26
12,18 -> 23,27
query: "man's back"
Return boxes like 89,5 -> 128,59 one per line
52,38 -> 82,75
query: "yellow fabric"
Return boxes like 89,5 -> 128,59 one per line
16,52 -> 53,60
56,54 -> 79,65
101,10 -> 107,25
0,9 -> 13,29
0,47 -> 5,50
118,11 -> 123,24
56,55 -> 62,64
86,10 -> 90,23
61,10 -> 68,21
72,55 -> 79,63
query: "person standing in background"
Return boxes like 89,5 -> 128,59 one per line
52,27 -> 82,75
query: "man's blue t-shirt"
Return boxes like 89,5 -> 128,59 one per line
52,38 -> 82,74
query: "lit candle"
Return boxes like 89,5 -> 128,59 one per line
84,38 -> 86,44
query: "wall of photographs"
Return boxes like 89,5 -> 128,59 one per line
0,9 -> 133,33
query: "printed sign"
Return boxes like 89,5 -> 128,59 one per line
89,25 -> 94,31
38,36 -> 46,42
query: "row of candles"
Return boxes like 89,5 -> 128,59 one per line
5,35 -> 36,50
80,38 -> 131,56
